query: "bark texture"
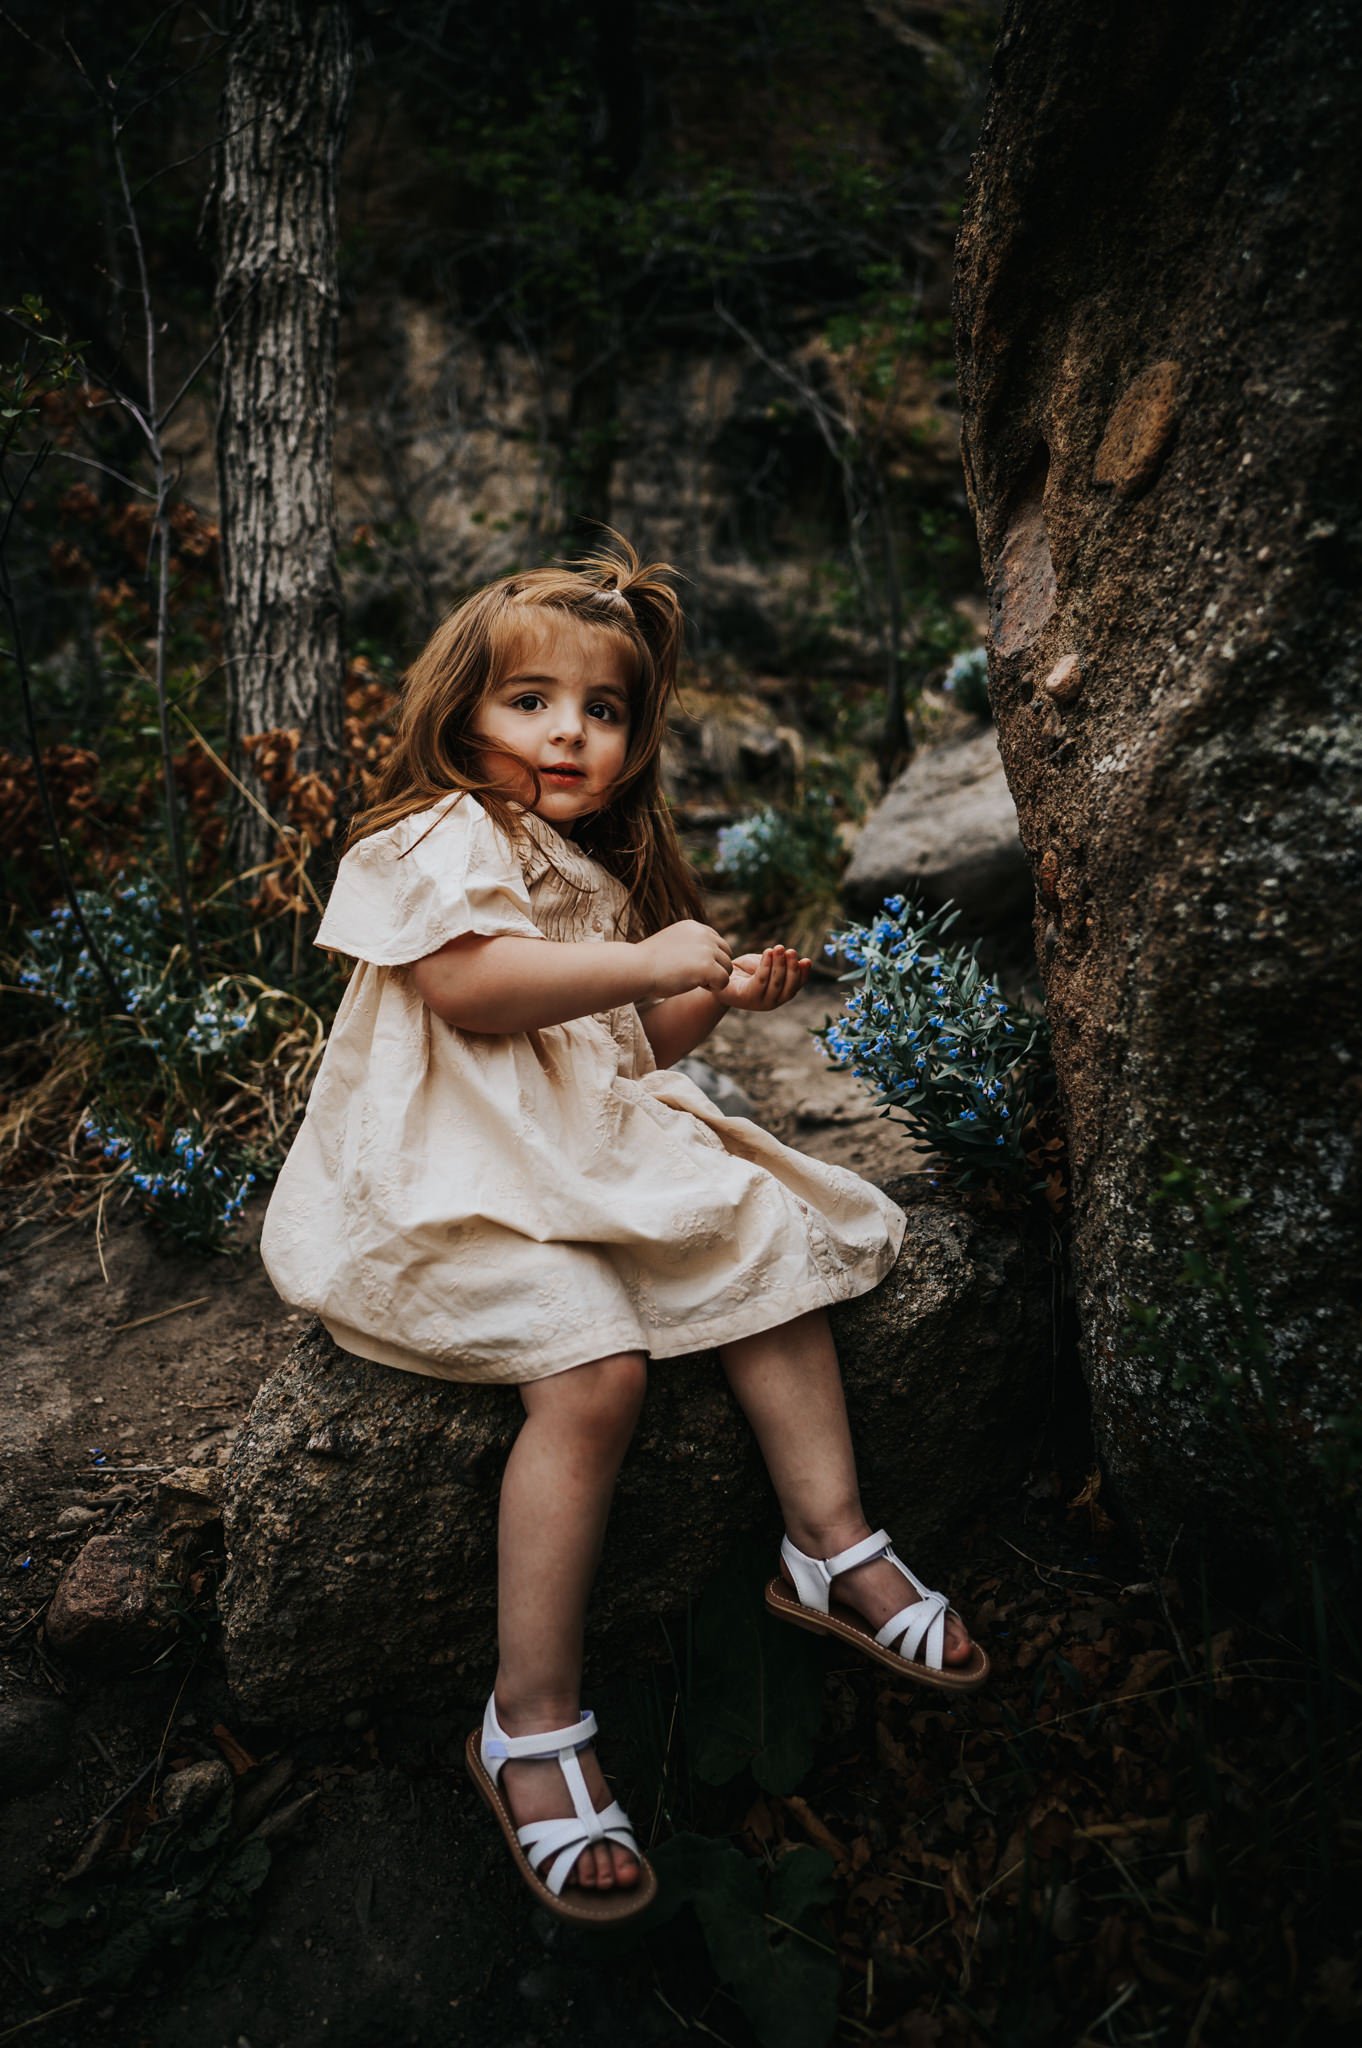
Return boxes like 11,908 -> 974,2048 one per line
215,0 -> 353,866
220,1185 -> 1050,1729
954,1 -> 1362,1553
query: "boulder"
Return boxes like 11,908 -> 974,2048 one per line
43,1531 -> 173,1669
953,0 -> 1362,1553
42,1476 -> 225,1674
219,1179 -> 1051,1730
842,729 -> 1033,929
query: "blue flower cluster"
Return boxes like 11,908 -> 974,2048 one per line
814,894 -> 1051,1189
20,884 -> 255,1060
185,990 -> 253,1054
715,810 -> 781,881
19,870 -> 299,1256
81,1111 -> 257,1249
21,880 -> 168,1025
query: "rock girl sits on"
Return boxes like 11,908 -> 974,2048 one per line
261,536 -> 989,1924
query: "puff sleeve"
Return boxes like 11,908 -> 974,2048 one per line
314,794 -> 544,967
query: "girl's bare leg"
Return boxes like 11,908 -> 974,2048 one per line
716,1306 -> 974,1663
493,1350 -> 647,1891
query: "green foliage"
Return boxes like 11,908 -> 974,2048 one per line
28,1770 -> 273,1992
646,1835 -> 839,2048
687,1535 -> 827,1795
714,798 -> 847,926
14,876 -> 322,1251
1,297 -> 85,421
816,896 -> 1052,1188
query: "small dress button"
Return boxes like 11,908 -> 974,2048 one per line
590,916 -> 603,932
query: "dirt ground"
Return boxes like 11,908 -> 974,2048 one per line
0,990 -> 928,2048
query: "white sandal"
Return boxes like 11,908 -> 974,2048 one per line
464,1694 -> 658,1924
764,1528 -> 990,1692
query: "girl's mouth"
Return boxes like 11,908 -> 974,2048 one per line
543,766 -> 585,783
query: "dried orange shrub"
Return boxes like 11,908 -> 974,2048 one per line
34,383 -> 111,449
170,499 -> 219,561
343,655 -> 398,803
242,727 -> 304,804
240,657 -> 399,919
0,745 -> 151,882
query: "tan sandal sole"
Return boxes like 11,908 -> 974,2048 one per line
764,1579 -> 991,1692
464,1730 -> 659,1925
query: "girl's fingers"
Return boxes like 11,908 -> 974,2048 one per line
768,950 -> 808,1007
772,947 -> 801,1003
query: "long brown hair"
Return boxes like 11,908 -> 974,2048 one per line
344,532 -> 704,936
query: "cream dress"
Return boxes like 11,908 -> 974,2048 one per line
260,792 -> 906,1384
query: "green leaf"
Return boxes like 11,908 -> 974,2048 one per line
649,1836 -> 839,2048
688,1536 -> 826,1794
205,1833 -> 272,1916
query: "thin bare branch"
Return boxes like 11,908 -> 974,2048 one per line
45,447 -> 155,498
130,118 -> 249,203
156,275 -> 257,433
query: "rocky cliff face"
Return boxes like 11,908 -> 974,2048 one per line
954,0 -> 1362,1555
332,305 -> 968,669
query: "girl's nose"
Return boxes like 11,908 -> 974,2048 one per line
550,708 -> 585,745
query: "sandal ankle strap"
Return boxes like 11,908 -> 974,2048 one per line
482,1696 -> 598,1770
780,1528 -> 891,1611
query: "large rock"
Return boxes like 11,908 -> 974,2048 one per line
842,729 -> 1033,929
43,1531 -> 173,1669
219,1180 -> 1050,1729
954,0 -> 1362,1553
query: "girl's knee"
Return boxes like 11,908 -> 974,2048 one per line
578,1351 -> 648,1429
528,1350 -> 647,1439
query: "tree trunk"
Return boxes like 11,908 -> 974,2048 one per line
215,0 -> 353,872
954,0 -> 1362,1560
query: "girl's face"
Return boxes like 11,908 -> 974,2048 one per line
470,617 -> 633,833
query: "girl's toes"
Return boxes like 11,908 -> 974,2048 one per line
613,1846 -> 639,1888
574,1849 -> 597,1887
592,1842 -> 616,1888
944,1614 -> 974,1664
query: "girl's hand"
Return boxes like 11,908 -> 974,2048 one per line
639,919 -> 734,998
718,945 -> 811,1012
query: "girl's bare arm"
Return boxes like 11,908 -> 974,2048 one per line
639,988 -> 727,1067
411,920 -> 732,1035
641,947 -> 812,1067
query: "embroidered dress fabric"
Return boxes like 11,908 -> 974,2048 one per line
260,793 -> 906,1383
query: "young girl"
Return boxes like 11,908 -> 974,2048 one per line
261,538 -> 987,1926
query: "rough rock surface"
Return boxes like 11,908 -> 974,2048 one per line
220,1179 -> 1051,1728
43,1532 -> 171,1668
842,728 -> 1032,929
954,0 -> 1362,1549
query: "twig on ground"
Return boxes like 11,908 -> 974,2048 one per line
109,1295 -> 211,1332
0,1997 -> 88,2044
